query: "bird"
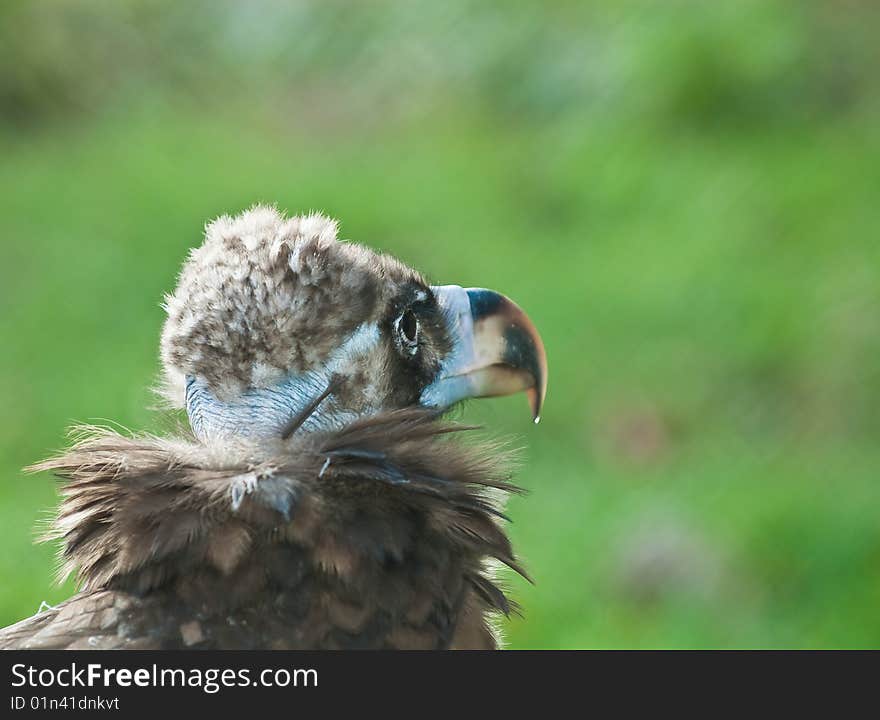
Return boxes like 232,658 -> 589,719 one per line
0,206 -> 547,650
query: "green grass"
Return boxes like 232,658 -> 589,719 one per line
1,18 -> 879,646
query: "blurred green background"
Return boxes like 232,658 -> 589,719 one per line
1,0 -> 879,648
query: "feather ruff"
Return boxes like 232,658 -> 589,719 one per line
6,410 -> 525,649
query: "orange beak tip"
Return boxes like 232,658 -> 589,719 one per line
526,386 -> 544,425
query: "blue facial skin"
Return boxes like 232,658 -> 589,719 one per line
185,373 -> 355,441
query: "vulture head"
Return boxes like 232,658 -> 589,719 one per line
160,206 -> 547,439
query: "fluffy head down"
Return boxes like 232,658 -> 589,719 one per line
160,205 -> 424,408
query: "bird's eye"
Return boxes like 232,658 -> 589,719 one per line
396,309 -> 419,353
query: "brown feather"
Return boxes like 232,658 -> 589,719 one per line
1,409 -> 524,650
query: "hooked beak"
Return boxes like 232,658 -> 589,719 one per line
420,285 -> 548,422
